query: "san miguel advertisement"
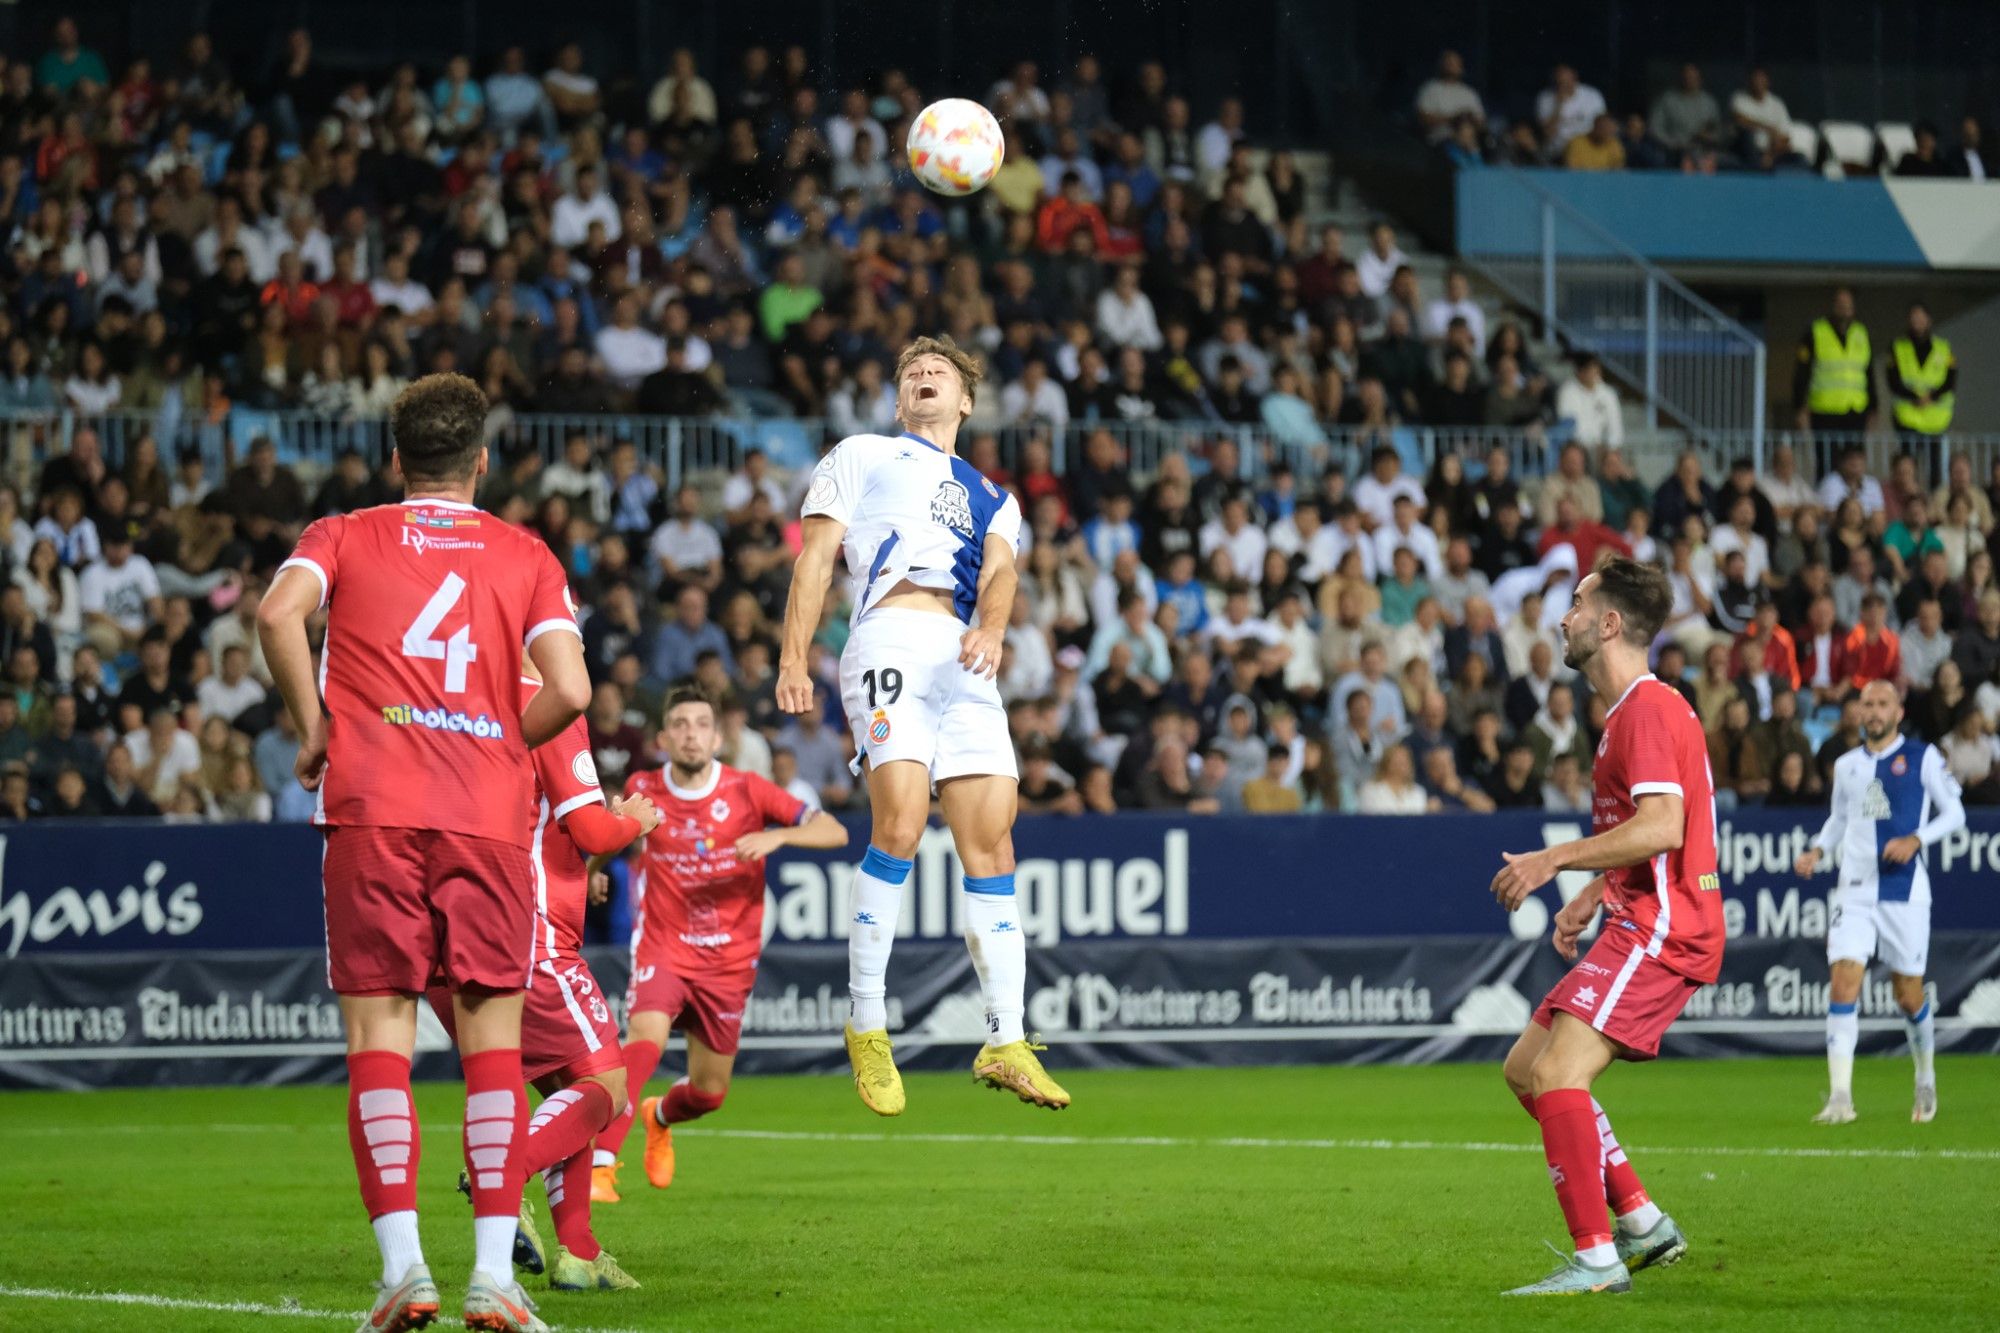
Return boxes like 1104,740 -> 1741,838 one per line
5,811 -> 2000,957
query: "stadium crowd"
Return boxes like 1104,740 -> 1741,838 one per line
1419,51 -> 1993,178
0,20 -> 1997,825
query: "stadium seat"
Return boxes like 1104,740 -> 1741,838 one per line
1876,122 -> 1917,171
1785,121 -> 1819,168
1819,121 -> 1878,174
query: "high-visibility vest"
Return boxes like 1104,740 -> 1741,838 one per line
1808,318 -> 1871,415
1892,335 -> 1953,434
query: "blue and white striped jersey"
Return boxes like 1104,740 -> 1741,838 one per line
1811,736 -> 1965,905
801,431 -> 1023,628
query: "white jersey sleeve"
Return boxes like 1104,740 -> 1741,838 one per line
1916,743 -> 1966,847
801,436 -> 875,528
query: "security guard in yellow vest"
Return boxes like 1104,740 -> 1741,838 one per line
1793,287 -> 1875,454
1887,301 -> 1955,478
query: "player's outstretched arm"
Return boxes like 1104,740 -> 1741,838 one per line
257,564 -> 329,790
1491,792 -> 1684,910
522,623 -> 591,748
736,810 -> 850,862
958,532 -> 1017,680
778,515 -> 843,714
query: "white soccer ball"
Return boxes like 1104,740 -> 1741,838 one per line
906,98 -> 1005,197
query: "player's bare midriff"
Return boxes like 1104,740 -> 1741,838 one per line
873,580 -> 958,617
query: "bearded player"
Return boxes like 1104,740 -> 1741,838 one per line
426,663 -> 662,1291
1489,558 -> 1722,1297
588,685 -> 848,1199
259,374 -> 591,1333
1795,679 -> 1963,1125
777,335 -> 1069,1116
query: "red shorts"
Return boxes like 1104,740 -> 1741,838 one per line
628,962 -> 755,1056
322,825 -> 535,996
425,953 -> 623,1086
1533,919 -> 1705,1060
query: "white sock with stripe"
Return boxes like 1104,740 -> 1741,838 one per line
1907,998 -> 1936,1087
849,846 -> 911,1033
1827,1002 -> 1859,1099
963,874 -> 1027,1046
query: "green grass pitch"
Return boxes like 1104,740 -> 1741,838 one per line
2,1055 -> 1996,1331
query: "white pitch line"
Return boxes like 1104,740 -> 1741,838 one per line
0,1284 -> 648,1333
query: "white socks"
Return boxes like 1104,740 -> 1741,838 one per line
371,1210 -> 424,1286
962,875 -> 1027,1046
1908,998 -> 1936,1087
1827,1002 -> 1859,1099
1618,1201 -> 1664,1235
472,1215 -> 517,1286
1577,1241 -> 1619,1269
848,846 -> 911,1033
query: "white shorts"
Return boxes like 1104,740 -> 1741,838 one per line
839,608 -> 1017,786
1826,892 -> 1930,976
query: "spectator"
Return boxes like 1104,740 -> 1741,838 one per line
1650,63 -> 1723,159
1542,751 -> 1591,814
1796,288 -> 1875,441
1354,221 -> 1407,302
1554,354 -> 1622,446
650,584 -> 733,685
1894,121 -> 1952,178
1730,67 -> 1793,159
1415,50 -> 1485,143
1843,593 -> 1901,689
1357,743 -> 1435,814
1563,113 -> 1626,171
777,706 -> 851,810
1536,64 -> 1608,158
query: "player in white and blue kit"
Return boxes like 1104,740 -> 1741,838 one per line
776,336 -> 1070,1116
1794,680 -> 1964,1125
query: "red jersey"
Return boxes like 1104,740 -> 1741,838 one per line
1592,674 -> 1725,982
280,497 -> 578,847
627,763 -> 809,976
523,679 -> 605,964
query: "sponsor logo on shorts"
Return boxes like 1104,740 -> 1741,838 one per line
1576,961 -> 1611,976
869,709 -> 892,744
634,966 -> 656,983
717,1009 -> 743,1022
680,930 -> 734,948
589,995 -> 610,1023
1571,984 -> 1599,1010
379,704 -> 506,739
1697,872 -> 1720,892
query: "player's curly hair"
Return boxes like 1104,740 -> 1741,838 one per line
895,334 -> 982,404
390,373 -> 489,483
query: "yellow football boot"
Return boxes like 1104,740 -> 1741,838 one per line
973,1038 -> 1071,1109
844,1023 -> 906,1116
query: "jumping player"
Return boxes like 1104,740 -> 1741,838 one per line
259,373 -> 591,1333
777,335 -> 1070,1116
1795,679 -> 1963,1125
589,684 -> 848,1199
426,664 -> 662,1291
1489,558 -> 1723,1296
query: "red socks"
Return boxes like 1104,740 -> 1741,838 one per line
521,1081 -> 616,1178
461,1048 -> 527,1218
594,1039 -> 663,1159
543,1152 -> 600,1261
1533,1088 -> 1614,1251
1593,1098 -> 1651,1215
1515,1089 -> 1651,1218
661,1078 -> 726,1125
347,1050 -> 419,1219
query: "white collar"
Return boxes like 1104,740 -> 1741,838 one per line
401,497 -> 479,511
1605,672 -> 1658,721
666,762 -> 720,801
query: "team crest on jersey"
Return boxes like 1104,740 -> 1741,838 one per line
869,709 -> 892,744
930,479 -> 974,536
1891,754 -> 1909,776
710,797 -> 730,822
979,476 -> 1000,499
571,750 -> 599,787
1596,732 -> 1609,758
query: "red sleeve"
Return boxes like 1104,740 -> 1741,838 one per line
558,801 -> 643,856
530,713 -> 604,820
745,771 -> 810,828
521,542 -> 579,649
1622,688 -> 1687,800
279,515 -> 343,609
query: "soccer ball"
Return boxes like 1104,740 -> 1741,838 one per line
906,98 -> 1005,196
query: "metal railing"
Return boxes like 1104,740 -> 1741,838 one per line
1457,167 -> 1769,463
11,408 -> 1987,500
